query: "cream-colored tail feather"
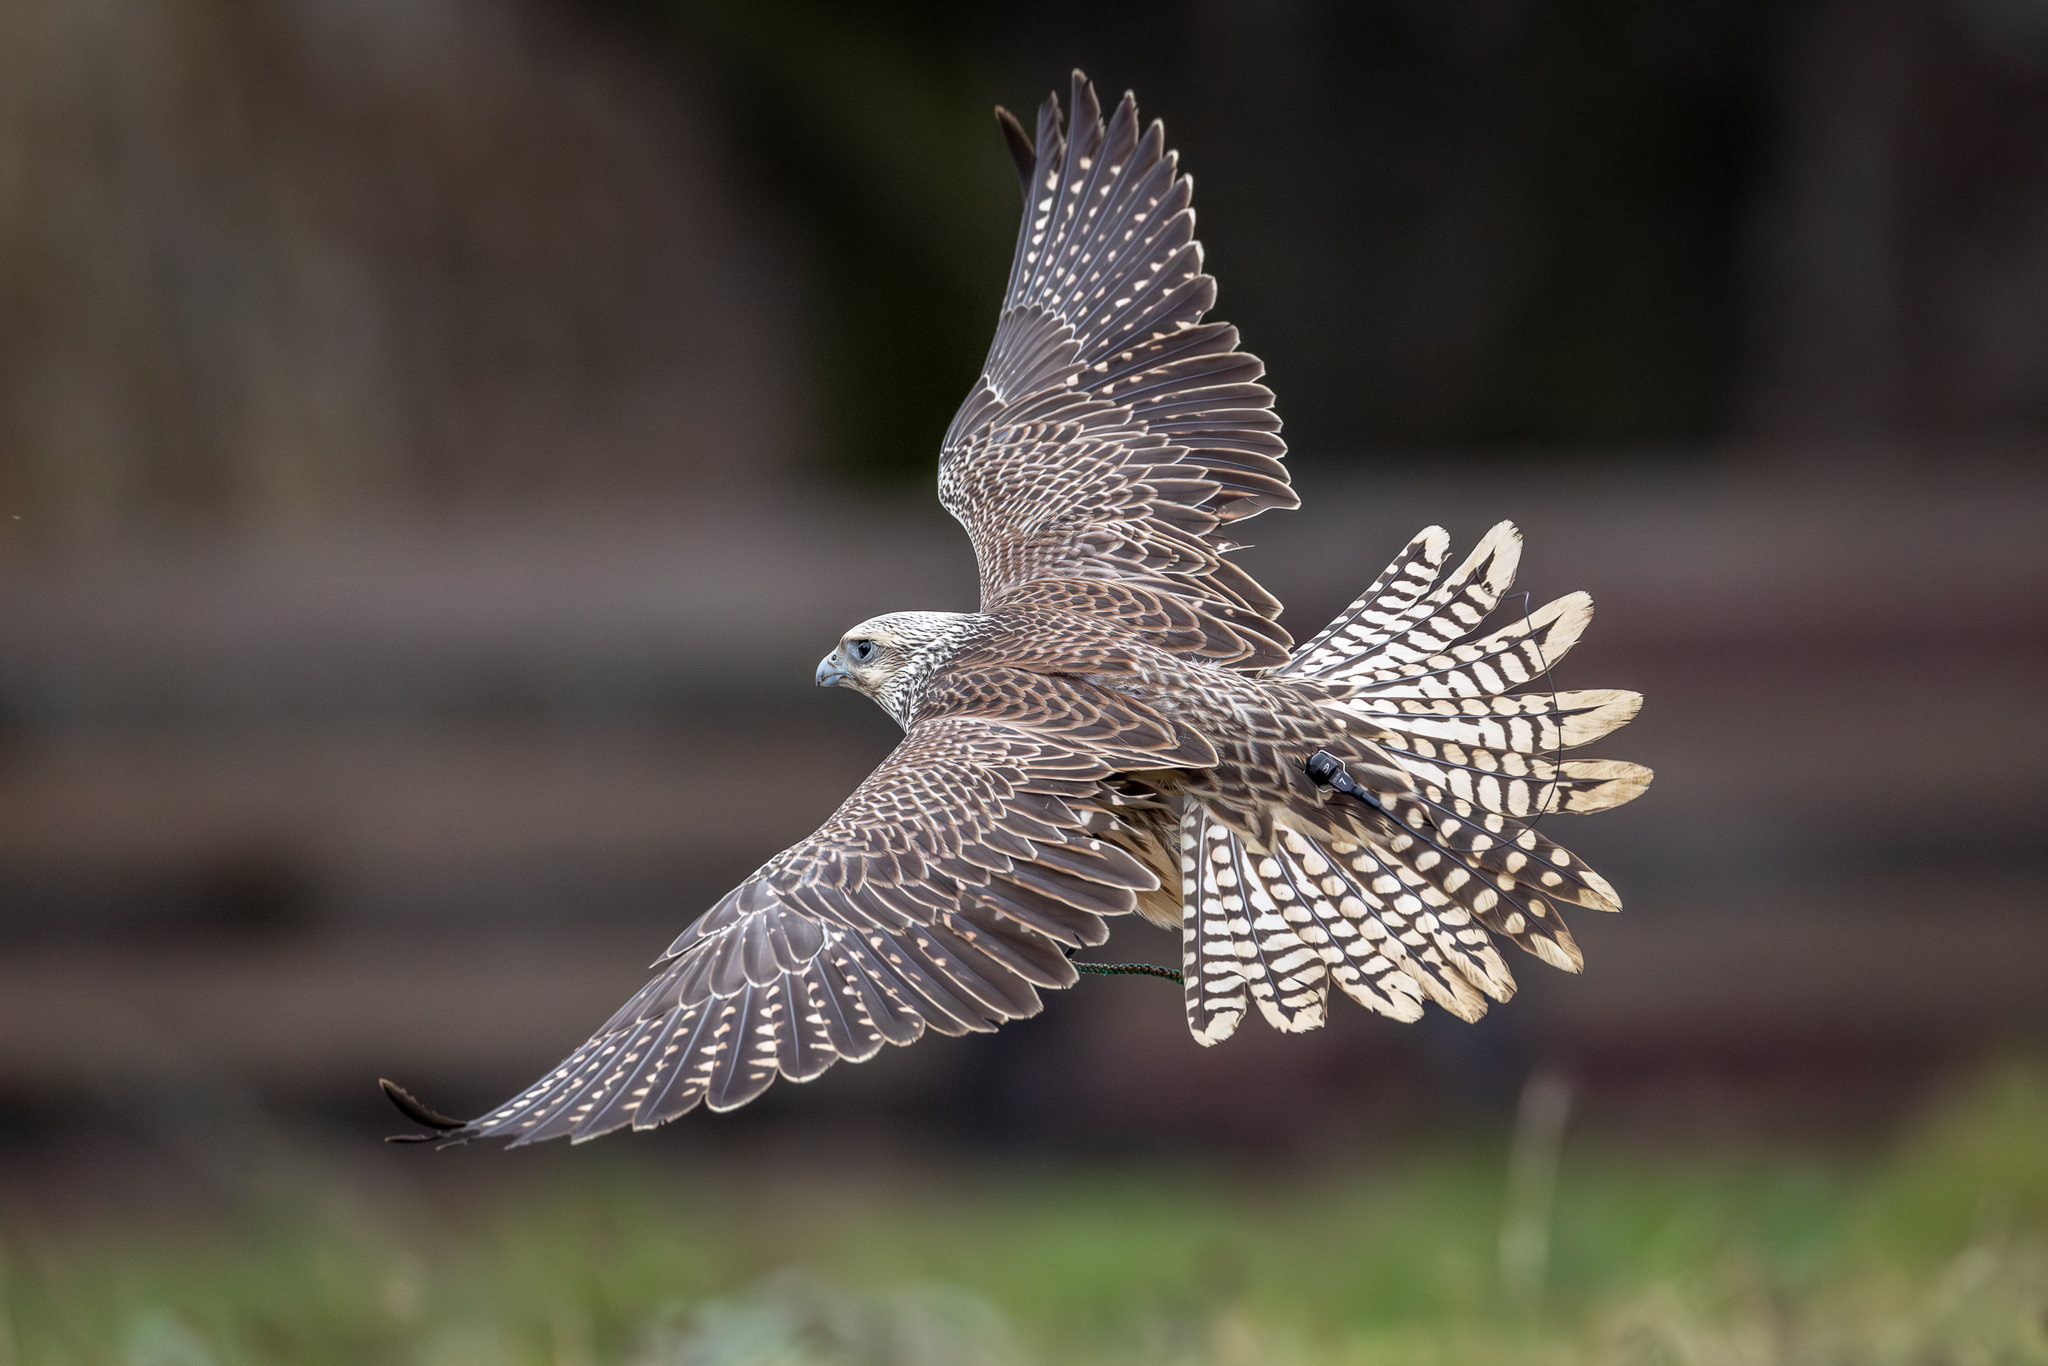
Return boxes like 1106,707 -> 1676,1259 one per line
1180,523 -> 1651,1045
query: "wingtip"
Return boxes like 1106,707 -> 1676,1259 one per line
1578,867 -> 1624,913
995,105 -> 1034,198
1473,520 -> 1525,595
1531,934 -> 1584,973
379,1077 -> 467,1133
1069,70 -> 1101,128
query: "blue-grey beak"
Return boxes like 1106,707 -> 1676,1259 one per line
816,651 -> 852,688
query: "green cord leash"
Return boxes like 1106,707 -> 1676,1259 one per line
1073,961 -> 1183,983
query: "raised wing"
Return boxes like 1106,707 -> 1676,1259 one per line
428,714 -> 1177,1146
939,71 -> 1298,670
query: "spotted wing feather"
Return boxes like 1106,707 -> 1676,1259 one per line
941,72 -> 1297,670
440,717 -> 1166,1146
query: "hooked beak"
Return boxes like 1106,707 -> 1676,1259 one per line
815,651 -> 852,688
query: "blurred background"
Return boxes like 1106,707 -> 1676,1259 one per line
1,0 -> 2046,1360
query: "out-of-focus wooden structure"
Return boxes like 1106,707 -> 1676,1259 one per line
2,467 -> 2040,1136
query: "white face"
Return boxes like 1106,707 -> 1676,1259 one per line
813,611 -> 968,722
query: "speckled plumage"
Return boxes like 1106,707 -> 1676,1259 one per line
415,73 -> 1650,1147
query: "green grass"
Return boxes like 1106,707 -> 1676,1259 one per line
5,1064 -> 2047,1364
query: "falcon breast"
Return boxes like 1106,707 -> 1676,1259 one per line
385,71 -> 1652,1147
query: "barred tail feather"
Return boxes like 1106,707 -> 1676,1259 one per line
1182,809 -> 1249,1043
1338,688 -> 1642,755
1303,522 -> 1522,680
1265,827 -> 1431,1024
1180,809 -> 1503,1041
1214,816 -> 1328,1033
1177,522 -> 1650,1043
1378,742 -> 1652,818
1294,523 -> 1650,809
1287,526 -> 1450,676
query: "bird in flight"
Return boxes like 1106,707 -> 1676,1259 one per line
384,71 -> 1651,1147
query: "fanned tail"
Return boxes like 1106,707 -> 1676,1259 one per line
1179,522 -> 1651,1044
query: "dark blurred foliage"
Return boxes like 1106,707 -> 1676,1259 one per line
593,0 -> 1770,483
583,0 -> 2048,485
12,0 -> 2048,518
0,0 -> 804,540
587,0 -> 1024,487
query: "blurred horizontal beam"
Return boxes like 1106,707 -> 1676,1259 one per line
3,463 -> 2041,721
0,894 -> 2038,1099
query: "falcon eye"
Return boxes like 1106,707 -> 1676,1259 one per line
848,639 -> 878,664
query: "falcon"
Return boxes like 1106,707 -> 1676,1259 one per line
383,71 -> 1651,1146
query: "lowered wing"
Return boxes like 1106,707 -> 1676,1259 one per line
409,714 -> 1181,1146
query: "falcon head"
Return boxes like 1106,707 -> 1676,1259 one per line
815,611 -> 973,725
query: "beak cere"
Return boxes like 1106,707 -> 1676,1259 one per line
816,652 -> 852,688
